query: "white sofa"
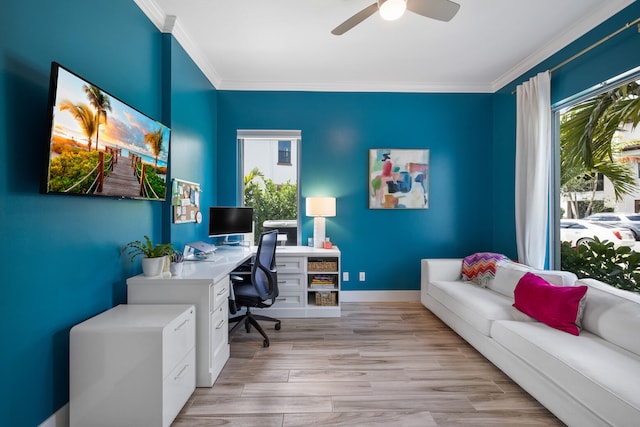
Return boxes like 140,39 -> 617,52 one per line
421,258 -> 640,427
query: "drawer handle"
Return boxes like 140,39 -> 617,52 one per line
217,287 -> 228,296
278,280 -> 287,284
174,364 -> 190,380
276,297 -> 287,302
216,319 -> 226,329
174,318 -> 190,332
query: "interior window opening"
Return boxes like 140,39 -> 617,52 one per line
238,131 -> 301,246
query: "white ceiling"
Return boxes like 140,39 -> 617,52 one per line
134,0 -> 635,93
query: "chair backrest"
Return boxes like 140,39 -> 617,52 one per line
252,230 -> 279,301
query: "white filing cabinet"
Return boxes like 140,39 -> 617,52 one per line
69,304 -> 196,427
127,269 -> 234,387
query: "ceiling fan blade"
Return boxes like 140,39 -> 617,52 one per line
331,3 -> 379,35
406,0 -> 460,22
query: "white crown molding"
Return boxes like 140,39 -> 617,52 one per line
217,79 -> 493,93
491,0 -> 636,92
169,17 -> 223,88
132,0 -> 165,30
133,0 -> 222,88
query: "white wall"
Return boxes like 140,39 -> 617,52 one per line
243,139 -> 297,185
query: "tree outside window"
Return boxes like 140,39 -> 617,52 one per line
240,136 -> 299,245
559,77 -> 640,293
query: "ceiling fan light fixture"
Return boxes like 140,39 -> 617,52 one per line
379,0 -> 406,21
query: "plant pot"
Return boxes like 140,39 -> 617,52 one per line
141,256 -> 165,277
170,262 -> 184,277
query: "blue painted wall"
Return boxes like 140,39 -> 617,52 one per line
0,1 -> 217,425
217,91 -> 496,291
165,35 -> 219,248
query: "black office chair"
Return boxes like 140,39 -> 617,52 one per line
228,230 -> 281,347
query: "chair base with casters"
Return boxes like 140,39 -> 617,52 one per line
228,307 -> 281,348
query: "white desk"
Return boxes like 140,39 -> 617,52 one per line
127,246 -> 252,387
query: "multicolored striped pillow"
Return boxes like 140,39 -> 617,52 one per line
462,252 -> 509,287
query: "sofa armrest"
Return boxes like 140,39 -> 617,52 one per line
421,259 -> 463,283
421,259 -> 463,308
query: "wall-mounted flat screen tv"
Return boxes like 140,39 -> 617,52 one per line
41,62 -> 171,201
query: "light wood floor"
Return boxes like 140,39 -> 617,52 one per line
173,302 -> 564,426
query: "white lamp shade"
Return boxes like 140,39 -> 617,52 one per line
379,0 -> 406,21
306,197 -> 336,217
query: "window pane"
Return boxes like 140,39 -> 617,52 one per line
278,140 -> 291,165
240,135 -> 299,245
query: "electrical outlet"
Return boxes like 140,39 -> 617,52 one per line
343,272 -> 349,281
359,272 -> 365,281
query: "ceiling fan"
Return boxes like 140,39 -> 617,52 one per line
332,0 -> 460,35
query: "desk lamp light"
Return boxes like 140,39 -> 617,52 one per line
306,197 -> 336,248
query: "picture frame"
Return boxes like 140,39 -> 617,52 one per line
369,148 -> 429,209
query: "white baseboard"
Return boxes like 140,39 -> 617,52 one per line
340,290 -> 420,302
39,403 -> 68,427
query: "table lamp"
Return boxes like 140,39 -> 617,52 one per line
306,196 -> 336,248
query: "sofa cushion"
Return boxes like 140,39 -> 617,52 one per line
492,320 -> 640,426
429,280 -> 534,336
461,252 -> 508,287
578,278 -> 640,356
489,260 -> 531,297
489,260 -> 578,299
513,272 -> 587,335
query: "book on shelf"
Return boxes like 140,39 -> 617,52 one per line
310,275 -> 334,283
310,284 -> 335,290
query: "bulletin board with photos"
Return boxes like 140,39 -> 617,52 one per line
171,178 -> 201,224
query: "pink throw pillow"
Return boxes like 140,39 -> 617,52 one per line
513,272 -> 588,336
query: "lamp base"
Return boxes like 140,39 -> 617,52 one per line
313,217 -> 326,248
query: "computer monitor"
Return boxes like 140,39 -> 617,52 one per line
208,206 -> 254,238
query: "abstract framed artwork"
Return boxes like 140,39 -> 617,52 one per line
369,148 -> 430,209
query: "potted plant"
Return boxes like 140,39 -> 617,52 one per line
122,235 -> 174,277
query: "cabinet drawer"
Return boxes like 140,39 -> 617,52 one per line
211,302 -> 229,378
162,306 -> 195,377
275,256 -> 305,273
163,348 -> 195,427
210,277 -> 230,312
274,295 -> 303,307
278,273 -> 304,291
211,303 -> 227,354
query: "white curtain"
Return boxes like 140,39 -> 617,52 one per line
515,71 -> 551,269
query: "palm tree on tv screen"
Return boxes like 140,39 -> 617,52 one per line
83,84 -> 112,152
144,128 -> 164,167
59,100 -> 98,150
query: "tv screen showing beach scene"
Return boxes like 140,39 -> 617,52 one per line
41,62 -> 171,201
